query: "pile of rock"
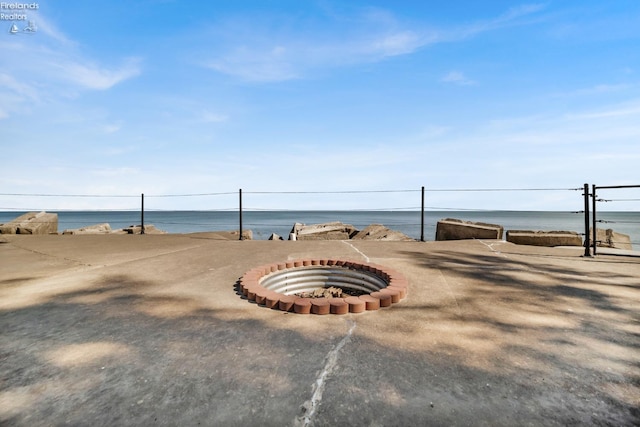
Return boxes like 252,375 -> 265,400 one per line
591,228 -> 633,250
436,217 -> 632,249
0,212 -> 58,234
291,221 -> 358,240
295,286 -> 345,299
230,229 -> 253,240
62,223 -> 112,235
63,224 -> 167,235
435,218 -> 503,241
506,230 -> 582,247
0,211 -> 169,235
286,221 -> 414,241
121,225 -> 167,235
352,224 -> 416,241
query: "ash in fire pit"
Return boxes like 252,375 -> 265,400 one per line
295,286 -> 366,299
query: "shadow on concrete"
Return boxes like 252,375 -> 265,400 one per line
1,257 -> 639,426
1,274 -> 329,425
389,248 -> 639,420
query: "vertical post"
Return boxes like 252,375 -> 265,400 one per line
592,184 -> 597,256
141,193 -> 145,235
420,186 -> 425,242
239,188 -> 243,241
583,183 -> 590,256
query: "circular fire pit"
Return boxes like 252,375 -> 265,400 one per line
238,259 -> 408,315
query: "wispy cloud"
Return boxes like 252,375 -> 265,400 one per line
50,58 -> 142,90
496,3 -> 547,24
206,45 -> 299,82
205,29 -> 427,83
0,10 -> 142,118
0,73 -> 40,101
28,13 -> 74,45
203,4 -> 545,82
201,111 -> 229,123
564,103 -> 640,120
0,73 -> 40,119
455,3 -> 547,38
441,71 -> 476,86
551,83 -> 634,98
368,30 -> 425,57
103,122 -> 123,134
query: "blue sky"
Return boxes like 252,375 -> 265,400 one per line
1,0 -> 639,211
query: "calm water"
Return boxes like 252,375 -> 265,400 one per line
1,210 -> 638,246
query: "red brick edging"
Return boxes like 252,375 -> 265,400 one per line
238,259 -> 408,315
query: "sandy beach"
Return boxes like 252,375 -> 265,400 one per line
1,233 -> 639,426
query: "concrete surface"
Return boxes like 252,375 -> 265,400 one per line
1,233 -> 639,426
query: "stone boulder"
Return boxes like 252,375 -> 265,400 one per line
0,211 -> 58,234
352,224 -> 414,241
591,228 -> 633,250
435,218 -> 503,241
122,224 -> 167,235
292,221 -> 358,241
228,229 -> 253,240
506,230 -> 583,247
268,233 -> 284,241
63,223 -> 112,235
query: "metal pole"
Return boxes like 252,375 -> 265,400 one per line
239,188 -> 243,241
420,186 -> 425,242
141,193 -> 145,235
583,183 -> 590,256
592,184 -> 597,256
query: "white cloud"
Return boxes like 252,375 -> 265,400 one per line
201,111 -> 229,123
207,46 -> 299,82
103,123 -> 122,134
30,13 -> 74,45
91,167 -> 141,177
0,73 -> 41,118
551,83 -> 633,98
415,125 -> 452,141
498,3 -> 547,23
0,73 -> 40,101
0,11 -> 142,116
564,103 -> 640,120
441,71 -> 475,86
49,58 -> 142,90
464,3 -> 547,36
369,31 -> 424,56
203,5 -> 544,82
205,29 -> 428,82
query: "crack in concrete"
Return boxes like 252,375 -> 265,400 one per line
341,241 -> 370,262
437,269 -> 463,318
295,320 -> 356,427
475,239 -> 509,258
8,239 -> 208,269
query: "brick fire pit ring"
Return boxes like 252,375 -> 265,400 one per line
238,259 -> 408,315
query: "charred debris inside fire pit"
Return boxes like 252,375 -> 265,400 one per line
238,259 -> 408,315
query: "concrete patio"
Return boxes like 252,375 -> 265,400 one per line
1,233 -> 638,426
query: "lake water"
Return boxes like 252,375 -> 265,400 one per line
1,210 -> 638,247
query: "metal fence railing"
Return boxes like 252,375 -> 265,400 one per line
2,185 -> 638,254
